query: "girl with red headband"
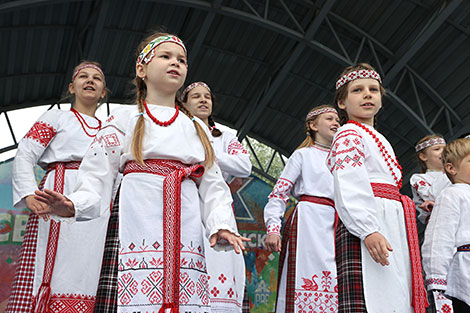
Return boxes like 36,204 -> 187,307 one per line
182,81 -> 252,313
264,104 -> 340,313
33,32 -> 248,313
7,61 -> 108,313
327,63 -> 428,313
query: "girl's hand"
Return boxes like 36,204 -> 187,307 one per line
25,195 -> 50,221
418,200 -> 434,212
364,232 -> 393,266
265,234 -> 282,252
209,229 -> 250,254
34,189 -> 75,217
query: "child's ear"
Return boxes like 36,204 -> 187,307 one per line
418,152 -> 428,163
309,121 -> 318,133
136,63 -> 147,79
337,100 -> 346,110
445,162 -> 457,177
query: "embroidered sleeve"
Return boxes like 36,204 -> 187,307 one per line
264,151 -> 300,236
422,189 -> 460,291
327,128 -> 380,240
24,121 -> 57,147
67,109 -> 126,221
216,136 -> 252,178
227,139 -> 248,155
12,110 -> 60,209
409,174 -> 432,224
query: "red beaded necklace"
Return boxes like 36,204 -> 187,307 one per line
143,100 -> 179,127
347,120 -> 403,188
71,107 -> 101,137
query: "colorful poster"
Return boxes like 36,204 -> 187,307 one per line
230,176 -> 295,313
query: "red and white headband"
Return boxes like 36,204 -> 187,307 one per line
72,64 -> 105,84
336,69 -> 382,90
137,35 -> 186,65
306,107 -> 338,120
415,137 -> 446,152
182,82 -> 211,99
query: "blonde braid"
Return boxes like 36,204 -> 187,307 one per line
131,77 -> 147,165
176,100 -> 214,168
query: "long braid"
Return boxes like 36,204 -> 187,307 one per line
176,100 -> 215,167
131,77 -> 147,165
208,115 -> 222,137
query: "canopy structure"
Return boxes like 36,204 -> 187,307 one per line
1,0 -> 469,191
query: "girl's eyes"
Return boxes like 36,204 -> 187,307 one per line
178,58 -> 187,64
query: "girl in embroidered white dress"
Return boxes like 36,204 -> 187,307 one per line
182,81 -> 252,313
264,104 -> 340,313
34,33 -> 248,313
326,63 -> 428,313
410,135 -> 451,226
6,61 -> 108,313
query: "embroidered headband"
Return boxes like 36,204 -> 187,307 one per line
306,107 -> 338,120
137,35 -> 187,65
182,82 -> 211,99
336,69 -> 382,90
415,137 -> 446,152
72,64 -> 105,84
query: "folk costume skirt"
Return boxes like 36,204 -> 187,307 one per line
335,183 -> 427,313
7,162 -> 108,313
94,159 -> 212,313
276,196 -> 338,313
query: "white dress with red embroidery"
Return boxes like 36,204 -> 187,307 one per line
422,183 -> 470,307
264,145 -> 338,313
66,104 -> 238,313
327,123 -> 413,313
204,131 -> 251,313
410,171 -> 451,224
7,109 -> 109,313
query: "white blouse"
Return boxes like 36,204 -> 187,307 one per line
264,145 -> 333,235
13,108 -> 100,209
422,183 -> 470,305
67,104 -> 237,236
410,171 -> 451,224
210,131 -> 251,182
326,123 -> 401,240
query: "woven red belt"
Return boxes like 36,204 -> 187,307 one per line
299,195 -> 335,207
33,161 -> 81,313
124,159 -> 204,313
457,244 -> 470,252
371,182 -> 429,313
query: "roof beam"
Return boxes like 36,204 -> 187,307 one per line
383,0 -> 462,85
87,0 -> 110,60
237,0 -> 337,140
188,0 -> 223,64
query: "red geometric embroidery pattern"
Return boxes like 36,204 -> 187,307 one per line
118,273 -> 139,305
141,271 -> 164,304
227,139 -> 248,155
92,133 -> 120,148
179,272 -> 196,304
267,224 -> 281,235
295,271 -> 338,313
426,278 -> 447,287
328,130 -> 365,172
268,177 -> 294,204
49,293 -> 95,313
24,121 -> 57,147
196,274 -> 209,305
